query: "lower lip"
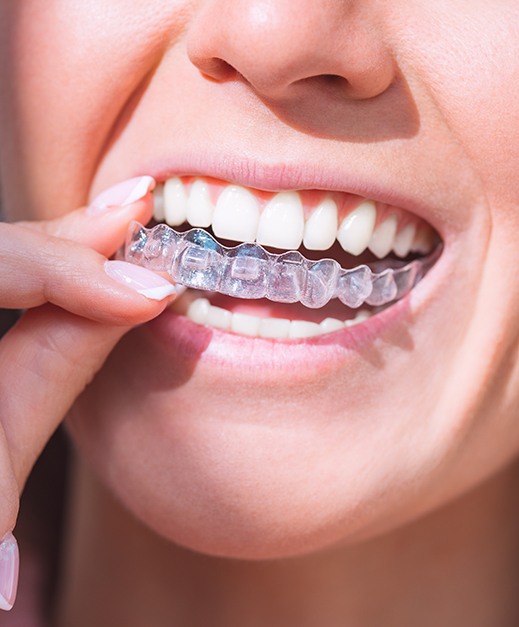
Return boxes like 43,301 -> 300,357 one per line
145,293 -> 414,384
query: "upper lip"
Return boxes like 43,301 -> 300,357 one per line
134,154 -> 446,238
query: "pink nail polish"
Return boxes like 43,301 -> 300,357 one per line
89,176 -> 155,213
0,533 -> 19,611
104,260 -> 178,301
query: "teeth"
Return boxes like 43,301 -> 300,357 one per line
393,223 -> 416,258
186,297 -> 211,324
368,215 -> 398,259
183,297 -> 373,339
289,320 -> 321,339
231,312 -> 261,337
158,177 -> 436,261
212,185 -> 260,243
259,318 -> 291,339
337,201 -> 377,255
319,317 -> 345,333
153,184 -> 165,222
147,178 -> 437,340
164,177 -> 188,226
411,226 -> 436,254
345,310 -> 371,326
206,305 -> 232,331
303,198 -> 338,250
186,179 -> 214,227
256,191 -> 305,250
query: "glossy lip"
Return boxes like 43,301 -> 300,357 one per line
133,153 -> 452,240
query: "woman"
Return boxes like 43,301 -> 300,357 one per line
1,1 -> 519,625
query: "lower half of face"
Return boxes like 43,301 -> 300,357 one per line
66,204 -> 519,558
4,0 -> 519,558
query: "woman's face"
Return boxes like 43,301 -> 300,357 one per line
2,0 -> 519,558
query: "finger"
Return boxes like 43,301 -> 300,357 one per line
0,304 -> 148,488
0,222 -> 177,324
19,175 -> 155,256
0,425 -> 19,535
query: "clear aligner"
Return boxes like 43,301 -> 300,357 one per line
124,222 -> 440,309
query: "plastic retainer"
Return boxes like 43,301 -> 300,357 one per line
124,222 -> 440,309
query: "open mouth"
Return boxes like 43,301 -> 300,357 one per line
125,176 -> 441,340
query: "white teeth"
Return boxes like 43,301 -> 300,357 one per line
303,198 -> 338,250
289,320 -> 321,339
345,310 -> 371,326
164,177 -> 188,226
319,317 -> 345,333
157,177 -> 437,264
153,184 -> 165,222
259,318 -> 291,339
151,177 -> 436,341
205,305 -> 232,330
368,214 -> 398,259
231,312 -> 261,337
337,201 -> 377,255
256,191 -> 305,250
187,297 -> 211,324
212,185 -> 260,243
186,179 -> 214,227
393,223 -> 416,258
182,298 -> 374,339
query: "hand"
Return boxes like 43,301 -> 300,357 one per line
0,177 -> 175,609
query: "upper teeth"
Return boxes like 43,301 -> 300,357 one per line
153,177 -> 436,259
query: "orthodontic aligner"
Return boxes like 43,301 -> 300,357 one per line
124,221 -> 440,309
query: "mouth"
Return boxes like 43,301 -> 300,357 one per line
126,175 -> 442,341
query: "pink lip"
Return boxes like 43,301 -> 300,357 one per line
146,296 -> 406,383
134,153 -> 449,238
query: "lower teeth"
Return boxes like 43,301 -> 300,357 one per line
171,292 -> 375,339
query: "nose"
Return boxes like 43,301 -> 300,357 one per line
186,0 -> 396,102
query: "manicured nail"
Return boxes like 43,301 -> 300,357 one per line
0,533 -> 19,611
89,176 -> 155,213
104,260 -> 178,301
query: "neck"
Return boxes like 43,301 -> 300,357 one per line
54,458 -> 519,627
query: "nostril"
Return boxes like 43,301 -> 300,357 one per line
194,57 -> 236,82
295,73 -> 351,98
321,74 -> 345,85
317,73 -> 351,93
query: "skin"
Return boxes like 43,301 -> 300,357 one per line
2,0 -> 519,624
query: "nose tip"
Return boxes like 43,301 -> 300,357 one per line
187,0 -> 396,102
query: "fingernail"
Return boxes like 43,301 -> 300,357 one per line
104,260 -> 178,301
0,533 -> 19,611
89,176 -> 155,213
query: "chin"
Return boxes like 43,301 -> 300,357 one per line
66,327 -> 455,560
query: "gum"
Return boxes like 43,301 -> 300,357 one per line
124,222 -> 440,309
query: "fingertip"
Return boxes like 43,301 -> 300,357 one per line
104,260 -> 178,301
0,532 -> 19,612
87,176 -> 156,214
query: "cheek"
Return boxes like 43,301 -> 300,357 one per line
0,1 -> 187,220
398,3 -> 519,208
1,2 -> 112,217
